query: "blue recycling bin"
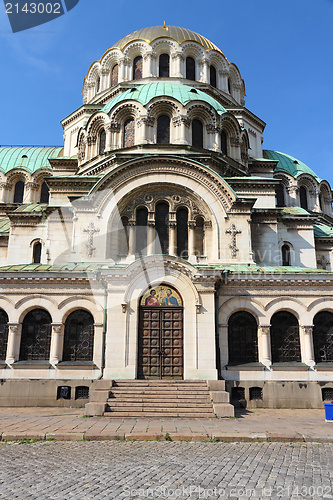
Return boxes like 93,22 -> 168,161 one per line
324,402 -> 333,421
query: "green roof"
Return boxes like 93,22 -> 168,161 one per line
11,203 -> 48,213
101,83 -> 227,115
263,150 -> 322,182
314,224 -> 333,238
0,219 -> 10,235
281,207 -> 310,216
0,147 -> 63,175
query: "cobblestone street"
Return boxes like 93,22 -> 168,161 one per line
0,441 -> 332,499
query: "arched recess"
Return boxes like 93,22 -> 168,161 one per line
313,311 -> 333,363
210,65 -> 217,87
219,297 -> 264,326
186,56 -> 196,80
155,202 -> 169,254
281,243 -> 291,266
111,64 -> 119,86
176,208 -> 188,258
228,311 -> 258,364
138,284 -> 183,379
123,118 -> 135,148
0,309 -> 9,360
192,119 -> 203,148
99,129 -> 106,155
270,311 -> 301,363
20,308 -> 52,361
133,56 -> 143,80
136,207 -> 148,256
299,186 -> 308,210
32,241 -> 42,264
63,309 -> 94,362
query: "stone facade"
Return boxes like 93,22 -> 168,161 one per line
0,25 -> 332,408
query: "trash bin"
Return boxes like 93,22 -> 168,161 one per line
324,402 -> 333,422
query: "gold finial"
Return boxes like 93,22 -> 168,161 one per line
162,21 -> 168,31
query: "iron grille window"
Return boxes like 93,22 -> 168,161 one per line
40,182 -> 49,204
228,311 -> 258,364
231,387 -> 245,401
57,386 -> 71,400
0,309 -> 9,360
314,311 -> 333,363
186,57 -> 195,80
192,119 -> 203,148
249,387 -> 263,401
210,65 -> 217,87
63,310 -> 94,362
157,115 -> 170,144
322,388 -> 333,401
20,309 -> 52,361
159,54 -> 170,77
270,311 -> 301,363
75,386 -> 89,399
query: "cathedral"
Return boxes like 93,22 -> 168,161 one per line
0,25 -> 332,411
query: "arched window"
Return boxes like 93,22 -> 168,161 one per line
40,182 -> 49,204
186,57 -> 195,80
176,208 -> 188,259
155,202 -> 169,254
111,64 -> 118,86
221,130 -> 228,155
33,242 -> 42,264
210,65 -> 217,87
313,311 -> 333,363
228,312 -> 258,364
275,184 -> 285,207
300,186 -> 308,210
228,78 -> 232,94
13,181 -> 24,203
195,217 -> 204,256
133,56 -> 143,80
123,118 -> 135,148
63,310 -> 94,362
157,115 -> 170,144
99,129 -> 106,155
0,309 -> 9,360
136,207 -> 148,256
281,244 -> 291,266
20,309 -> 52,361
192,119 -> 203,148
96,77 -> 100,93
270,311 -> 301,363
319,194 -> 323,212
159,54 -> 169,77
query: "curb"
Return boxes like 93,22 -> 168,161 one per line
1,432 -> 333,443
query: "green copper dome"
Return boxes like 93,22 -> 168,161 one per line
0,147 -> 63,175
101,82 -> 227,116
263,150 -> 321,182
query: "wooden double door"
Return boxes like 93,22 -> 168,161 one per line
138,307 -> 183,379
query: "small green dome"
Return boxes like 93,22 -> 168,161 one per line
263,150 -> 322,182
0,146 -> 63,175
101,82 -> 227,116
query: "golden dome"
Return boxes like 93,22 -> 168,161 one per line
111,25 -> 223,54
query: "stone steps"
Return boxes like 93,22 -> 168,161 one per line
85,379 -> 234,418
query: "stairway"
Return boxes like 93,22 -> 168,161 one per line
86,379 -> 234,418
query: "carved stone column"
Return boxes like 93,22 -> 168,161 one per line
50,324 -> 64,364
203,220 -> 212,257
287,186 -> 299,207
169,221 -> 177,256
25,182 -> 39,203
147,221 -> 155,256
301,325 -> 315,366
128,221 -> 136,257
201,58 -> 209,83
6,323 -> 21,364
188,220 -> 196,262
258,325 -> 271,366
172,52 -> 184,78
105,125 -> 112,151
220,70 -> 229,92
310,189 -> 321,213
101,68 -> 109,91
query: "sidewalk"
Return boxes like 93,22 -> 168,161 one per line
0,407 -> 331,442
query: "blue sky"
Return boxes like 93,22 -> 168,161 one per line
0,0 -> 332,185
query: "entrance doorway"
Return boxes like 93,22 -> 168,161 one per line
138,285 -> 183,379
